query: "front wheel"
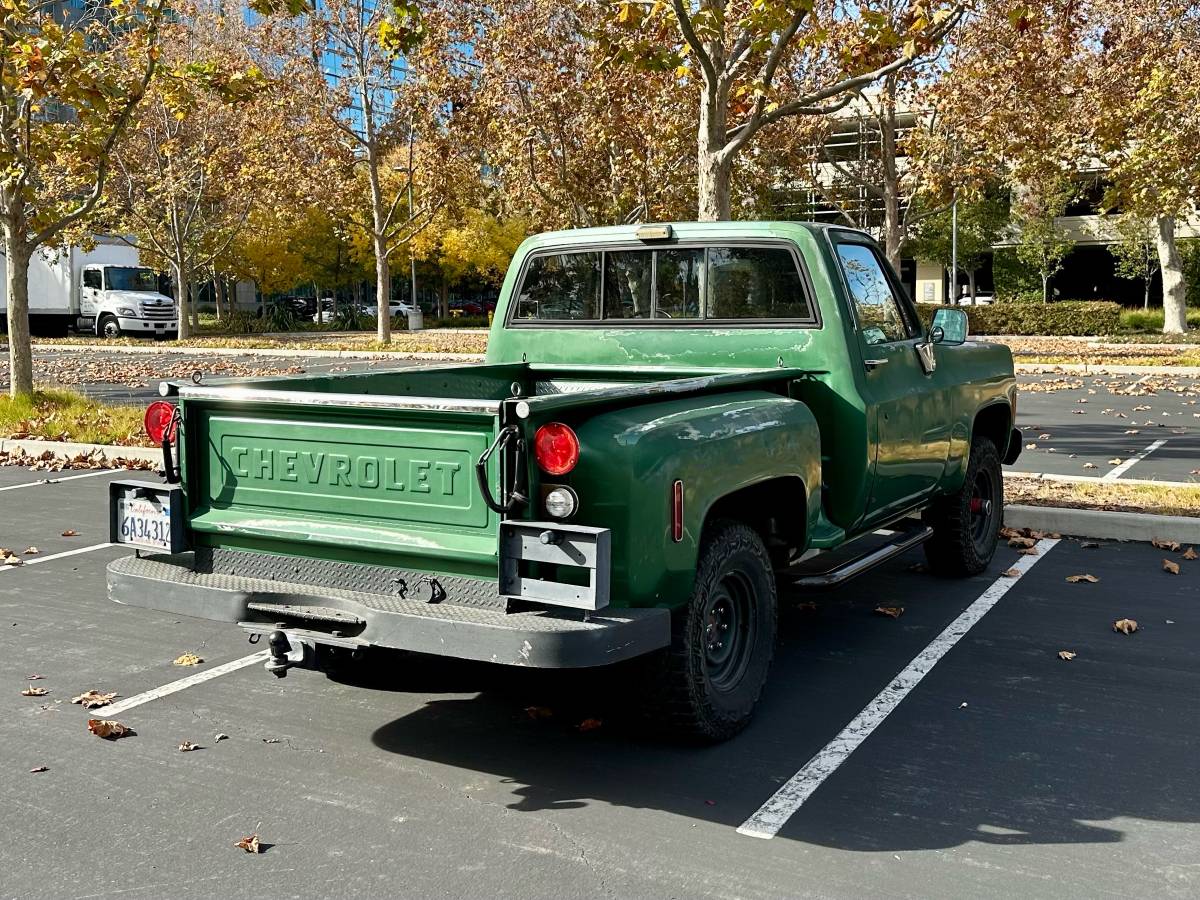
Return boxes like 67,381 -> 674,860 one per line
98,314 -> 121,339
923,436 -> 1003,577
642,520 -> 777,742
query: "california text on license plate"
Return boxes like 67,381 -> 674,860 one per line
116,496 -> 172,550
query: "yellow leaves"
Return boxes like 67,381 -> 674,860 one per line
173,653 -> 203,666
1113,618 -> 1138,635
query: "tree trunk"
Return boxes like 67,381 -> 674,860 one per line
1144,277 -> 1150,311
215,277 -> 226,321
880,76 -> 903,269
373,235 -> 391,343
1041,272 -> 1049,304
173,259 -> 191,340
967,269 -> 977,305
1156,215 -> 1187,334
189,280 -> 201,332
3,224 -> 34,398
439,272 -> 449,319
697,72 -> 731,221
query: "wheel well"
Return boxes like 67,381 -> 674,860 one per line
704,477 -> 807,565
973,403 -> 1011,456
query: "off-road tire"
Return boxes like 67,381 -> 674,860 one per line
642,519 -> 777,742
923,436 -> 1003,577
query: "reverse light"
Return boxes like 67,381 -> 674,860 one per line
534,422 -> 579,475
144,400 -> 178,444
544,486 -> 578,519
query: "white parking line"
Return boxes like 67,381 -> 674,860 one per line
737,537 -> 1060,840
101,651 -> 270,717
0,469 -> 119,492
0,542 -> 116,573
1103,439 -> 1167,481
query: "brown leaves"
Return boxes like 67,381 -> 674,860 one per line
1008,535 -> 1037,549
1152,538 -> 1181,551
234,833 -> 262,854
60,529 -> 78,537
1184,547 -> 1198,561
1002,568 -> 1021,577
524,706 -> 553,721
20,684 -> 49,696
22,546 -> 38,555
874,605 -> 904,618
71,690 -> 117,709
576,718 -> 603,732
172,653 -> 203,666
1065,574 -> 1099,583
87,719 -> 135,739
178,741 -> 199,752
1057,650 -> 1077,660
1163,559 -> 1180,575
2,551 -> 24,566
1113,618 -> 1138,635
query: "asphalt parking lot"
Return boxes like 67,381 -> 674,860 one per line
1010,372 -> 1200,483
3,467 -> 1198,899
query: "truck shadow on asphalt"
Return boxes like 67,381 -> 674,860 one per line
354,544 -> 1200,851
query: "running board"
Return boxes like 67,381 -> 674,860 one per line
786,525 -> 933,589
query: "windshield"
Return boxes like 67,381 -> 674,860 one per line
104,266 -> 159,292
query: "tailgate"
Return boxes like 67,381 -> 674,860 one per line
182,395 -> 502,570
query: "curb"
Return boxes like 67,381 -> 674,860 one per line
0,438 -> 163,465
10,342 -> 486,362
1005,504 -> 1200,544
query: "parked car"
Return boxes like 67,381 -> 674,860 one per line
109,221 -> 1019,741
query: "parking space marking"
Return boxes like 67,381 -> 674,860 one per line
101,651 -> 271,717
736,538 -> 1060,840
1103,439 -> 1167,481
0,469 -> 119,492
0,542 -> 115,573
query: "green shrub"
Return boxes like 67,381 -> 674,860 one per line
1119,308 -> 1200,333
992,248 -> 1041,296
917,300 -> 1122,336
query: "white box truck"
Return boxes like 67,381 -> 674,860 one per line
0,238 -> 178,338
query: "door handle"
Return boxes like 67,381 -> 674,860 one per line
863,358 -> 889,369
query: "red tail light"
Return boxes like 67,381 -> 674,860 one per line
144,401 -> 178,444
534,422 -> 579,475
672,479 -> 684,542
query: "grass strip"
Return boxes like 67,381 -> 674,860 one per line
1005,475 -> 1200,518
0,390 -> 152,447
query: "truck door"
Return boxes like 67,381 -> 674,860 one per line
833,237 -> 950,522
80,267 -> 102,317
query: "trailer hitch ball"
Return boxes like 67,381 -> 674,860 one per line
266,630 -> 292,679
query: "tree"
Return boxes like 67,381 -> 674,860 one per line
609,0 -> 963,220
1013,182 -> 1073,303
306,0 -> 472,342
413,207 -> 527,315
910,191 -> 1009,302
1109,214 -> 1161,310
0,0 -> 165,396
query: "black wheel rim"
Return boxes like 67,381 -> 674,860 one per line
703,568 -> 757,692
968,466 -> 998,553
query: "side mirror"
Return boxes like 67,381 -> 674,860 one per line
931,307 -> 968,345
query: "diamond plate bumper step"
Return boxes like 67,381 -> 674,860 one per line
245,602 -> 365,627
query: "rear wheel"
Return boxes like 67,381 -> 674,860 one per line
923,436 -> 1003,577
98,314 -> 121,339
642,520 -> 777,742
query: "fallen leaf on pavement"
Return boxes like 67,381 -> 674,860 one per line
71,690 -> 117,709
524,706 -> 554,720
215,732 -> 229,742
1184,547 -> 1198,560
178,741 -> 199,752
1083,462 -> 1097,469
3,554 -> 23,566
1113,618 -> 1138,635
21,685 -> 48,696
1163,559 -> 1181,575
1038,433 -> 1052,440
1066,574 -> 1100,583
874,606 -> 904,618
22,547 -> 38,555
29,766 -> 48,773
234,833 -> 261,854
25,674 -> 44,680
172,653 -> 203,666
1058,650 -> 1077,660
261,737 -> 281,744
1108,458 -> 1123,466
61,530 -> 78,537
1008,536 -> 1037,549
1152,538 -> 1181,551
87,719 -> 134,739
1018,547 -> 1039,556
1002,568 -> 1020,577
1025,443 -> 1037,450
576,718 -> 603,732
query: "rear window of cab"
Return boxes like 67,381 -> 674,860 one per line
511,244 -> 816,325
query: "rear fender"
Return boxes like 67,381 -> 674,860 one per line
568,392 -> 821,609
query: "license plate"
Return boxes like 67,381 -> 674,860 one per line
116,496 -> 173,550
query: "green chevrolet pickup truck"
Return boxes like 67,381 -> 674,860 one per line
108,221 -> 1019,740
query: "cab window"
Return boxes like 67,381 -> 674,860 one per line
835,243 -> 913,345
82,269 -> 102,290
